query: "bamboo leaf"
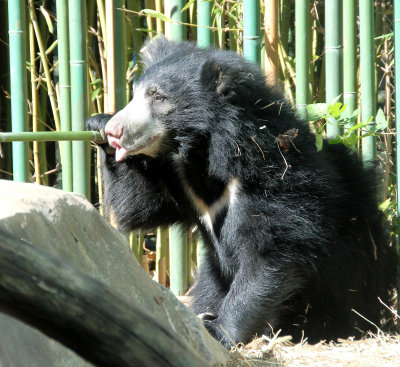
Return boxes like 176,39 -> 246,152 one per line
181,0 -> 195,13
136,28 -> 158,34
306,103 -> 328,121
328,102 -> 344,119
348,120 -> 367,133
342,134 -> 358,151
379,198 -> 391,212
142,9 -> 172,23
375,108 -> 388,131
40,6 -> 54,34
91,87 -> 101,101
328,136 -> 344,145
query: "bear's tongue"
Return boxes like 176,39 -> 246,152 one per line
115,147 -> 129,162
107,136 -> 129,162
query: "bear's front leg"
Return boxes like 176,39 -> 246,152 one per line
191,257 -> 229,317
202,263 -> 307,349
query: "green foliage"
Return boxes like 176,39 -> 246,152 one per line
181,0 -> 195,13
142,9 -> 172,23
90,78 -> 103,101
306,100 -> 388,152
379,186 -> 400,237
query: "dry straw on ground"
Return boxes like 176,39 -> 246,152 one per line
228,333 -> 400,367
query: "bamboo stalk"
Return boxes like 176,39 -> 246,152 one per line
216,3 -> 225,48
114,0 -> 127,111
395,0 -> 400,308
264,0 -> 279,82
359,0 -> 376,162
106,0 -> 116,113
169,224 -> 188,296
145,0 -> 155,38
155,0 -> 163,33
56,0 -> 73,192
228,4 -> 238,52
29,17 -> 40,184
126,0 -> 144,83
197,0 -> 212,48
325,0 -> 343,139
280,0 -> 291,53
69,0 -> 90,197
8,0 -> 29,182
342,0 -> 357,128
295,0 -> 310,120
0,131 -> 103,142
243,0 -> 260,64
278,40 -> 295,105
96,0 -> 108,109
165,0 -> 188,296
28,0 -> 61,133
96,146 -> 104,216
156,227 -> 168,286
167,0 -> 186,41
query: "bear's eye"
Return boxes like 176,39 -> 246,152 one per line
153,93 -> 166,103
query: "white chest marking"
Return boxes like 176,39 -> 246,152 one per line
184,178 -> 240,232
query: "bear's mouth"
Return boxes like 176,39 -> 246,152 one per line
107,135 -> 161,162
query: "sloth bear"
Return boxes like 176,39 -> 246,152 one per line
87,37 -> 396,348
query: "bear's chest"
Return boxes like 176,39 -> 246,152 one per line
183,176 -> 240,236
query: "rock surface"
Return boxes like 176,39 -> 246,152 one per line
0,180 -> 229,367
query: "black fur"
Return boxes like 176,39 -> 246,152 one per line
87,37 -> 397,348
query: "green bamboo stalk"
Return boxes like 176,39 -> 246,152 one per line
169,224 -> 188,296
114,1 -> 127,111
69,0 -> 90,197
197,0 -> 212,48
165,0 -> 188,296
56,0 -> 73,192
8,0 -> 29,182
359,0 -> 376,163
342,0 -> 356,128
29,18 -> 40,185
168,0 -> 186,41
325,0 -> 343,139
0,131 -> 103,142
243,0 -> 260,64
295,0 -> 310,120
28,1 -> 61,133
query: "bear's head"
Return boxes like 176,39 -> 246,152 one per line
104,36 -> 272,162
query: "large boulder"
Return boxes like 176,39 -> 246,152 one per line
0,180 -> 229,366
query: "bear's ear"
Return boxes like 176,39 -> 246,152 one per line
200,58 -> 255,101
200,60 -> 236,98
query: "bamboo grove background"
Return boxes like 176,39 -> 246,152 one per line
0,0 -> 399,296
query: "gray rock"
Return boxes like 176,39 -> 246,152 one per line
0,180 -> 229,367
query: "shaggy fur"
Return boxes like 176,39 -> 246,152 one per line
87,37 -> 397,348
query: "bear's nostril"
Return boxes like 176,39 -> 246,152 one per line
105,126 -> 123,140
